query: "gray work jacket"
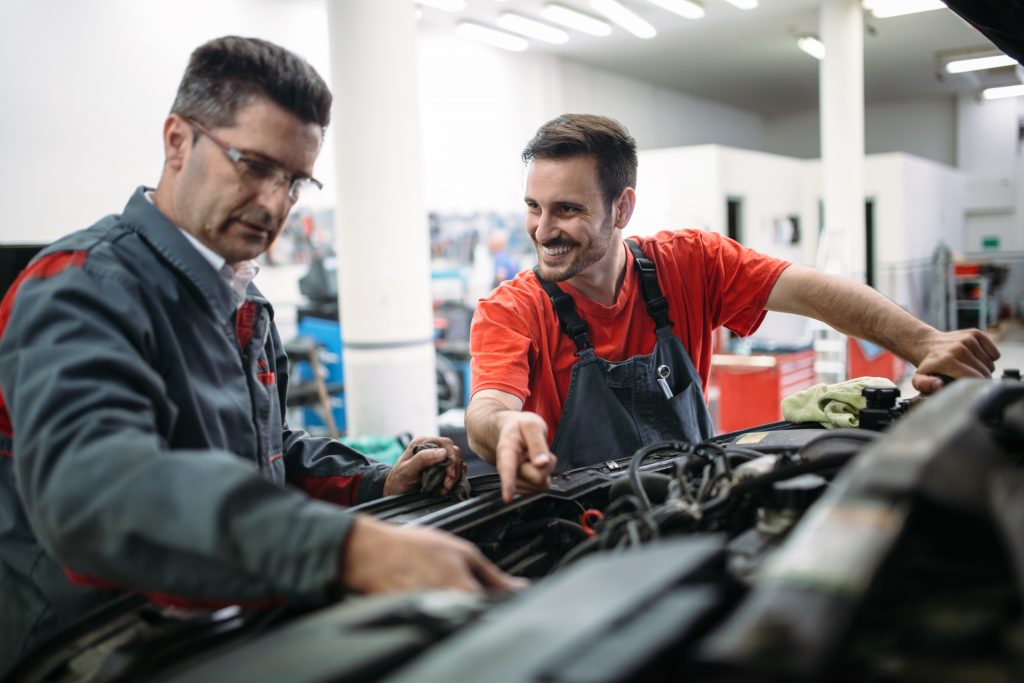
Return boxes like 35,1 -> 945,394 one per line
0,188 -> 390,674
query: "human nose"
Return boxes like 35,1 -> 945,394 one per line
256,179 -> 295,219
532,209 -> 559,243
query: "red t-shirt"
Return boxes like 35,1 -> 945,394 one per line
469,229 -> 791,445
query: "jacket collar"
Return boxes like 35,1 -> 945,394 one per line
121,186 -> 239,321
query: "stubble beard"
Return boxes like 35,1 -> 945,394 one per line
535,216 -> 617,283
218,207 -> 281,264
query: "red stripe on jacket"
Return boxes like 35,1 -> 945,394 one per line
62,568 -> 282,610
236,301 -> 257,350
0,251 -> 88,456
287,474 -> 362,508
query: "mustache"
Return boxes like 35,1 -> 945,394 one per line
233,208 -> 275,232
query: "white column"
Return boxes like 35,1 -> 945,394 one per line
1015,96 -> 1024,253
326,0 -> 438,437
819,0 -> 866,280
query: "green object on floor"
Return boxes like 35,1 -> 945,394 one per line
341,435 -> 405,465
782,377 -> 897,429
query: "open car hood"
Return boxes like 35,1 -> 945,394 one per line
11,378 -> 1024,683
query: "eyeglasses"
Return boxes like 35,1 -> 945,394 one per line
186,118 -> 323,201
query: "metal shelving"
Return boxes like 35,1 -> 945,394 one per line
955,274 -> 994,330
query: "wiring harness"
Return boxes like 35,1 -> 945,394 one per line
559,430 -> 878,568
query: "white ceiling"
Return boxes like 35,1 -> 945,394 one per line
417,0 -> 1015,116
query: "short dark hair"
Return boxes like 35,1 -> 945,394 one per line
171,36 -> 331,133
521,114 -> 637,208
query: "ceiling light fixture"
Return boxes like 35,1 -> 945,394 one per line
797,35 -> 825,60
721,0 -> 758,9
542,3 -> 613,36
455,22 -> 529,51
498,12 -> 570,44
982,84 -> 1024,100
862,0 -> 945,19
591,0 -> 657,39
946,54 -> 1017,74
646,0 -> 705,20
416,0 -> 467,11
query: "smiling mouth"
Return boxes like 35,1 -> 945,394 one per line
541,244 -> 572,256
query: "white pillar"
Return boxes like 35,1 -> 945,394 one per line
1015,97 -> 1024,254
819,0 -> 866,280
326,0 -> 438,437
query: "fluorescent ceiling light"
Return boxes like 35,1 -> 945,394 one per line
542,3 -> 613,36
946,54 -> 1017,74
646,0 -> 705,20
416,0 -> 466,10
591,0 -> 656,38
862,0 -> 945,19
798,35 -> 825,60
721,0 -> 758,9
455,22 -> 529,51
982,84 -> 1024,100
498,12 -> 570,44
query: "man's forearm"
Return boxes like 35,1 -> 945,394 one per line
465,396 -> 510,464
767,265 -> 938,366
466,392 -> 555,502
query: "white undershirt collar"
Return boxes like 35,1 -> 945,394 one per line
145,190 -> 260,306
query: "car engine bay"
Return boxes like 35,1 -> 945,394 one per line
12,378 -> 1024,683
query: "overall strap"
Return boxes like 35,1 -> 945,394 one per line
533,267 -> 593,353
625,239 -> 673,331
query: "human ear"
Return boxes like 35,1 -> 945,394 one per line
162,114 -> 192,171
614,187 -> 637,229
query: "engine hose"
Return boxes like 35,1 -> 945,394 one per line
503,517 -> 588,541
610,472 -> 673,505
628,440 -> 697,511
701,450 -> 855,517
555,534 -> 604,569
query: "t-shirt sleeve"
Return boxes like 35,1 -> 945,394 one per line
700,231 -> 790,337
469,294 -> 534,402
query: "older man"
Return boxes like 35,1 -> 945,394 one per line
0,36 -> 518,676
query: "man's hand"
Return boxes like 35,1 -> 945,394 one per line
465,390 -> 558,504
383,436 -> 464,497
912,328 -> 1000,394
341,516 -> 527,594
766,266 -> 1001,396
495,411 -> 557,503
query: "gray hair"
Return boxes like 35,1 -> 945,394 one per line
171,36 -> 331,133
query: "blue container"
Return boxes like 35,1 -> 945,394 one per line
293,317 -> 346,433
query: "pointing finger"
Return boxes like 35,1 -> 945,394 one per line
496,441 -> 520,503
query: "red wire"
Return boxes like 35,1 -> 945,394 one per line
580,509 -> 605,538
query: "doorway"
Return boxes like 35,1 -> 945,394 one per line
726,197 -> 743,244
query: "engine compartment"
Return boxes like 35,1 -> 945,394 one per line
11,379 -> 1024,683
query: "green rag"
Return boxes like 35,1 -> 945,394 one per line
340,435 -> 406,465
781,377 -> 897,429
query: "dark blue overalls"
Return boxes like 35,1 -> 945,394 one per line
535,240 -> 714,470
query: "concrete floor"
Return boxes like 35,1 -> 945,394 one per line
992,322 -> 1024,380
994,339 -> 1024,378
